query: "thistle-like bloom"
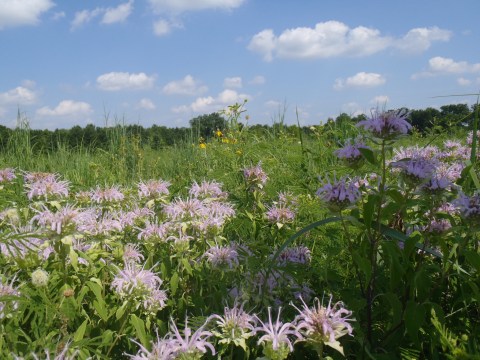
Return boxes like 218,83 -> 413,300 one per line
25,174 -> 70,200
15,341 -> 81,360
137,222 -> 171,242
317,176 -> 361,212
31,204 -> 81,234
123,243 -> 145,264
390,157 -> 437,184
163,198 -> 204,221
210,301 -> 257,349
266,205 -> 295,225
31,269 -> 49,287
90,185 -> 125,203
254,307 -> 301,356
335,141 -> 371,168
243,163 -> 268,190
292,296 -> 354,355
0,168 -> 16,183
127,336 -> 177,360
203,245 -> 239,268
357,109 -> 411,139
189,180 -> 228,200
111,262 -> 167,313
276,246 -> 311,266
168,317 -> 216,357
453,192 -> 480,221
425,218 -> 452,234
0,276 -> 20,319
138,179 -> 171,199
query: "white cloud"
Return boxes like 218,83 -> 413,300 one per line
250,75 -> 266,85
429,56 -> 480,73
97,72 -> 155,91
153,19 -> 171,36
148,0 -> 245,14
334,72 -> 386,90
163,75 -> 207,95
52,11 -> 65,20
248,21 -> 451,61
223,77 -> 242,88
173,89 -> 250,114
248,21 -> 391,61
102,0 -> 134,24
137,98 -> 156,110
370,95 -> 390,104
0,0 -> 54,29
0,85 -> 38,105
36,100 -> 92,117
457,77 -> 472,86
71,8 -> 103,30
412,56 -> 480,79
395,27 -> 451,53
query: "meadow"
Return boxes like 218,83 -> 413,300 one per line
0,104 -> 479,359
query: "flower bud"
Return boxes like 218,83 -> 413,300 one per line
31,269 -> 49,287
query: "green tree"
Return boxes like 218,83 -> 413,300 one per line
189,113 -> 227,140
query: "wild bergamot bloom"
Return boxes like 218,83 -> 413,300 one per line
210,301 -> 257,350
356,108 -> 411,140
254,307 -> 302,360
334,140 -> 371,169
292,295 -> 354,356
168,316 -> 216,359
316,176 -> 361,212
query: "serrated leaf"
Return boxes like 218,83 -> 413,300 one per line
359,147 -> 376,165
170,272 -> 179,295
131,314 -> 148,347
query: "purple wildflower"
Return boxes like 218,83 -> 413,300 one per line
390,157 -> 437,184
127,335 -> 177,360
31,204 -> 81,234
335,140 -> 371,168
425,218 -> 452,234
357,109 -> 411,139
138,179 -> 171,199
91,185 -> 125,203
0,276 -> 20,319
168,317 -> 216,356
243,162 -> 268,190
0,168 -> 16,183
203,245 -> 239,268
317,176 -> 362,212
276,246 -> 311,266
25,174 -> 70,200
189,180 -> 228,199
292,295 -> 354,354
163,198 -> 204,221
210,301 -> 257,348
453,192 -> 480,221
76,211 -> 123,236
137,222 -> 171,242
123,243 -> 145,264
254,307 -> 301,355
266,205 -> 295,225
111,262 -> 167,313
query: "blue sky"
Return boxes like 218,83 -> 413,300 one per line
1,0 -> 479,130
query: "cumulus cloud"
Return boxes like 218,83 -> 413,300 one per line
153,19 -> 172,36
137,98 -> 156,110
172,89 -> 250,114
163,75 -> 207,95
102,0 -> 134,24
148,0 -> 245,14
0,84 -> 38,105
412,56 -> 480,79
71,8 -> 103,30
395,27 -> 452,53
0,0 -> 54,29
457,77 -> 471,86
334,72 -> 386,90
223,77 -> 242,88
250,75 -> 266,85
36,100 -> 92,117
97,72 -> 155,91
248,21 -> 451,61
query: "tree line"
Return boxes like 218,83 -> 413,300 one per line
0,103 -> 477,153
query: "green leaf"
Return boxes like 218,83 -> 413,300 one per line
359,147 -> 376,165
181,258 -> 193,275
93,300 -> 108,322
116,301 -> 129,320
363,194 -> 377,229
74,319 -> 88,342
170,272 -> 179,295
464,250 -> 480,271
404,301 -> 425,345
131,314 -> 148,347
352,251 -> 372,283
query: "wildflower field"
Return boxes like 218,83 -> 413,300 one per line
0,105 -> 479,359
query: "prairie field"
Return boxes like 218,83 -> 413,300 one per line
0,107 -> 479,359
